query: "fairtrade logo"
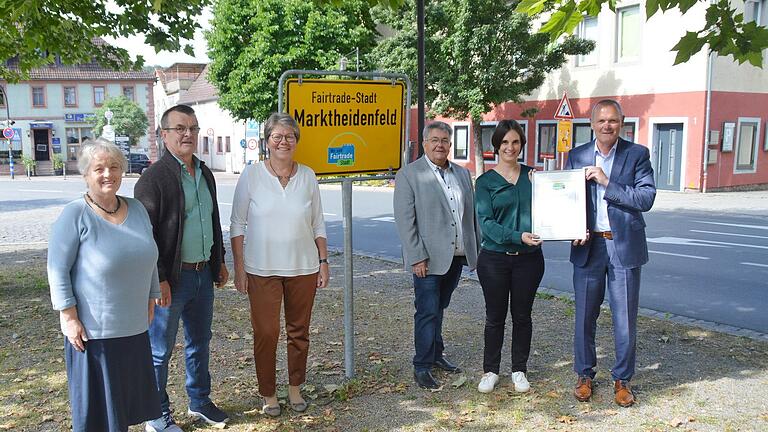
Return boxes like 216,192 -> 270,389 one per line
328,144 -> 355,166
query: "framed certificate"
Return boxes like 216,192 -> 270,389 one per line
532,169 -> 587,240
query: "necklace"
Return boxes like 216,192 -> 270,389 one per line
86,193 -> 121,214
497,163 -> 521,182
269,158 -> 294,185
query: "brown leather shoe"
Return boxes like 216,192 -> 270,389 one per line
614,380 -> 635,407
574,376 -> 593,402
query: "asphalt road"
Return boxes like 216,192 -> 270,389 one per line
1,175 -> 766,334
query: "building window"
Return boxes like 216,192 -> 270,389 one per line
537,122 -> 558,164
217,136 -> 223,154
734,118 -> 760,172
744,0 -> 762,23
32,86 -> 46,107
64,86 -> 77,107
202,136 -> 209,154
617,5 -> 640,62
576,16 -> 598,66
225,136 -> 231,153
93,86 -> 105,106
453,125 -> 469,160
481,123 -> 497,161
122,86 -> 135,101
65,127 -> 93,161
621,121 -> 636,142
573,123 -> 594,147
0,86 -> 6,108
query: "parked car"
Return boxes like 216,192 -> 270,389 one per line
128,153 -> 151,174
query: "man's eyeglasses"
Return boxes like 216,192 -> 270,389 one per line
163,126 -> 201,135
429,137 -> 451,145
270,133 -> 297,143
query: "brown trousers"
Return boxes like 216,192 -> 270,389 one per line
247,273 -> 317,397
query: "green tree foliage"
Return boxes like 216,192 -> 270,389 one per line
370,0 -> 593,174
515,0 -> 768,67
1,0 -> 210,82
206,0 -> 379,121
91,96 -> 149,146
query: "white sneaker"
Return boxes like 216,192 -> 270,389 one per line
477,372 -> 500,393
511,371 -> 530,393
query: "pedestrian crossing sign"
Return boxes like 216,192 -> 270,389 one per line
554,93 -> 574,120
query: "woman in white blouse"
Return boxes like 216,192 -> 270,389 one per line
230,112 -> 329,417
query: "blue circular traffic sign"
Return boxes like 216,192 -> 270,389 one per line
2,127 -> 13,139
240,139 -> 247,149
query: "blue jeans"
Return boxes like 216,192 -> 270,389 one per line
412,256 -> 464,372
149,266 -> 214,414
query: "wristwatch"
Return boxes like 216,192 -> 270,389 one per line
319,258 -> 329,264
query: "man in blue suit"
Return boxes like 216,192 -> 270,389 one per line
565,99 -> 656,407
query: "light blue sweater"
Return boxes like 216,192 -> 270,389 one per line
48,197 -> 160,339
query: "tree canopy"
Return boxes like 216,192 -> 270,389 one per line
0,0 -> 210,82
206,0 -> 379,121
91,96 -> 149,146
515,0 -> 768,67
369,0 -> 593,173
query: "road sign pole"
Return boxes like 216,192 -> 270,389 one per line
342,178 -> 354,378
8,149 -> 13,180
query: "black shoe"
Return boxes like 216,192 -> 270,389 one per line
414,370 -> 440,389
433,356 -> 461,373
188,402 -> 229,427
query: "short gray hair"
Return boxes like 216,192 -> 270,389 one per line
161,104 -> 196,129
422,121 -> 452,141
264,113 -> 300,142
591,99 -> 624,121
77,138 -> 128,174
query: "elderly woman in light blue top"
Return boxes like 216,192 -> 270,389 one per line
47,138 -> 162,432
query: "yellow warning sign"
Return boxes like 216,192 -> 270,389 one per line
557,120 -> 573,153
286,79 -> 405,176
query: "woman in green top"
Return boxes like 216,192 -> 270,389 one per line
475,119 -> 545,394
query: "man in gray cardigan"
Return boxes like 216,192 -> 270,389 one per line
135,105 -> 229,431
394,121 -> 480,389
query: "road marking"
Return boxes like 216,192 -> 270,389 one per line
649,250 -> 709,260
219,202 -> 232,206
690,229 -> 768,240
18,189 -> 65,193
3,241 -> 48,246
648,236 -> 768,250
647,237 -> 728,248
742,262 -> 768,268
693,220 -> 768,231
323,212 -> 336,216
371,216 -> 395,223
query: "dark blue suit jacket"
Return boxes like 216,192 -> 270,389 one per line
565,138 -> 656,269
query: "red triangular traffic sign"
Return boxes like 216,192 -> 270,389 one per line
554,93 -> 574,120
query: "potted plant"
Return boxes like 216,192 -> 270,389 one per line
52,154 -> 65,176
21,155 -> 36,178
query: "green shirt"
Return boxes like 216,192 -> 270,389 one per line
475,165 -> 538,254
173,155 -> 214,262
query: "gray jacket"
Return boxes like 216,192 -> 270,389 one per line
393,156 -> 480,275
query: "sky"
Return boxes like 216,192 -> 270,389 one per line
103,8 -> 213,67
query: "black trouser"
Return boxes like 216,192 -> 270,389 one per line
476,248 -> 545,374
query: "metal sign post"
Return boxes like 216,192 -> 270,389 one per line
279,70 -> 411,379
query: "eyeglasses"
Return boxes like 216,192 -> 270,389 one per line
270,133 -> 297,143
429,137 -> 451,145
163,126 -> 201,135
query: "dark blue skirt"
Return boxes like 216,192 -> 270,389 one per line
65,331 -> 161,432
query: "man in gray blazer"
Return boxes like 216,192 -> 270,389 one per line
566,100 -> 656,407
394,121 -> 481,389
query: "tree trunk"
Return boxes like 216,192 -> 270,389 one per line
472,117 -> 485,178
